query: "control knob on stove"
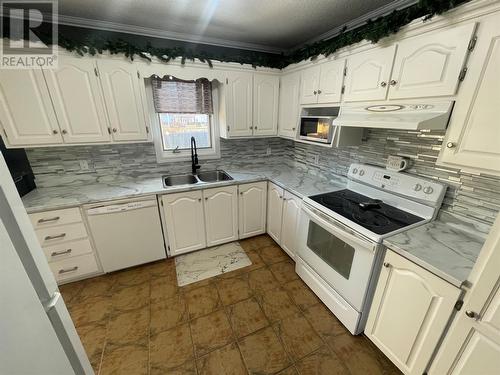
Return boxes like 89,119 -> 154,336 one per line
423,186 -> 434,194
359,170 -> 365,176
352,168 -> 358,174
414,183 -> 422,192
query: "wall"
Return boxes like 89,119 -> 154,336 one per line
26,128 -> 500,226
292,128 -> 500,225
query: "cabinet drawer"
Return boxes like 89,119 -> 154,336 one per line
36,222 -> 88,247
50,253 -> 100,283
30,207 -> 82,229
43,238 -> 93,263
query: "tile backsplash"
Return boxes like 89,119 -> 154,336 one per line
26,129 -> 500,225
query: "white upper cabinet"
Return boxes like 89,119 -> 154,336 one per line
389,23 -> 476,99
238,182 -> 267,239
43,56 -> 110,144
317,59 -> 346,104
0,69 -> 62,146
225,72 -> 253,137
366,250 -> 460,375
300,60 -> 345,104
438,16 -> 500,176
161,191 -> 206,256
203,186 -> 238,247
278,72 -> 300,138
300,65 -> 320,104
344,45 -> 396,102
97,59 -> 149,142
253,74 -> 279,136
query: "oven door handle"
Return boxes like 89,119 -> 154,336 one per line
302,204 -> 376,251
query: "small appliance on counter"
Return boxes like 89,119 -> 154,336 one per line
0,137 -> 36,196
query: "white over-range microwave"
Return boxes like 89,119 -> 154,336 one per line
299,115 -> 336,144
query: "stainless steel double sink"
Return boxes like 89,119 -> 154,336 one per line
162,170 -> 233,187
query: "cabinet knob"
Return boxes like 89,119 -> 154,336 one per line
390,80 -> 397,86
205,197 -> 208,201
317,89 -> 322,94
52,129 -> 58,135
240,192 -> 243,195
292,127 -> 296,131
112,128 -> 117,133
249,126 -> 253,130
61,129 -> 67,135
383,262 -> 390,268
198,198 -> 202,202
446,142 -> 456,149
380,81 -> 387,87
465,310 -> 477,319
313,90 -> 317,95
254,126 -> 258,129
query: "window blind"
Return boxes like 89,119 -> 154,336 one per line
152,76 -> 213,114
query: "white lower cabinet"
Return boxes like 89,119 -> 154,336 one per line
365,249 -> 461,375
267,182 -> 284,243
280,191 -> 301,259
161,191 -> 206,256
238,182 -> 267,239
203,186 -> 238,247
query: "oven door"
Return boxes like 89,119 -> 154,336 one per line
297,203 -> 378,311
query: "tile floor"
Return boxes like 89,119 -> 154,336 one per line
60,235 -> 401,375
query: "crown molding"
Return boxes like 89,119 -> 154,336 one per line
292,0 -> 418,50
54,14 -> 286,54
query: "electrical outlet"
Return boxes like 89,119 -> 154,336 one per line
266,147 -> 272,155
314,154 -> 320,165
79,160 -> 90,171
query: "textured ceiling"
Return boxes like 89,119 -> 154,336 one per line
58,0 -> 397,51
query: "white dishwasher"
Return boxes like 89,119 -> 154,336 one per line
85,197 -> 166,273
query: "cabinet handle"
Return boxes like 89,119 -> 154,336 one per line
44,233 -> 66,241
390,80 -> 397,86
198,198 -> 202,202
240,192 -> 243,195
112,128 -> 117,133
61,129 -> 67,135
254,126 -> 258,129
446,142 -> 456,149
313,90 -> 317,95
249,126 -> 253,130
51,248 -> 72,257
205,197 -> 208,201
38,216 -> 60,224
292,127 -> 296,131
380,81 -> 387,87
58,266 -> 78,274
52,129 -> 59,135
383,262 -> 390,268
465,310 -> 478,319
317,89 -> 322,94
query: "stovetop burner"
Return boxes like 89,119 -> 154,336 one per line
309,189 -> 424,235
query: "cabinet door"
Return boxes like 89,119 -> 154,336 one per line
278,72 -> 300,139
365,250 -> 460,375
317,59 -> 346,104
344,45 -> 396,102
389,23 -> 476,99
253,74 -> 279,136
280,191 -> 301,259
161,191 -> 206,256
238,182 -> 267,239
203,186 -> 238,247
437,16 -> 500,176
267,182 -> 284,244
225,73 -> 253,137
299,65 -> 320,104
44,56 -> 110,144
0,69 -> 62,146
97,60 -> 148,142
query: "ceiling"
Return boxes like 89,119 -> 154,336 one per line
58,0 -> 406,52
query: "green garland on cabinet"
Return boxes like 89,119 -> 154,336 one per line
38,0 -> 471,69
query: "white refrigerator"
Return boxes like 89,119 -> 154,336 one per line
0,152 -> 93,374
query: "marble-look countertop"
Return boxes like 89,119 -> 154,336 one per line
21,163 -> 347,213
384,212 -> 490,288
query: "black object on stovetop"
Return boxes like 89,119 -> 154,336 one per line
309,189 -> 424,235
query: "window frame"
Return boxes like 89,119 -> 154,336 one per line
146,79 -> 221,163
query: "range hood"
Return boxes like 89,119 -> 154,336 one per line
332,101 -> 454,130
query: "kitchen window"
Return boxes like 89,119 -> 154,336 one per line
150,76 -> 220,162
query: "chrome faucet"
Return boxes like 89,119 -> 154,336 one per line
191,136 -> 200,174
